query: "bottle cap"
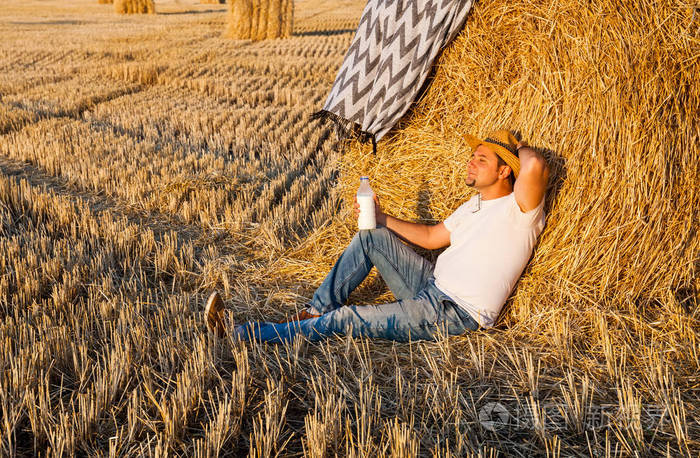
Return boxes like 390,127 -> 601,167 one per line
360,176 -> 369,180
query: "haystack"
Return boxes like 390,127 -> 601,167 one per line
98,0 -> 114,4
225,0 -> 293,40
225,0 -> 252,39
115,0 -> 155,14
295,0 -> 698,327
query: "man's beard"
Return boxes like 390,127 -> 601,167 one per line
466,177 -> 476,187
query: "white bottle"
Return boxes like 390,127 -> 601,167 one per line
356,176 -> 376,230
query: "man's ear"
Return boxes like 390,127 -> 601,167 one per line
498,165 -> 512,180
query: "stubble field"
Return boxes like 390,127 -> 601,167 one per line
1,0 -> 698,457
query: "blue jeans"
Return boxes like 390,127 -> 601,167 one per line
233,227 -> 479,343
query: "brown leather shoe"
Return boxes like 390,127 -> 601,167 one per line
204,291 -> 227,338
281,308 -> 321,322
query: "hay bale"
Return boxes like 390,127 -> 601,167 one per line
98,0 -> 114,4
115,0 -> 155,14
225,0 -> 252,39
225,0 -> 292,40
302,0 -> 698,321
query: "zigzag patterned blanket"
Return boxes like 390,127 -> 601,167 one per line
313,0 -> 473,148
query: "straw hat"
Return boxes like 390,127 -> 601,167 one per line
464,130 -> 521,178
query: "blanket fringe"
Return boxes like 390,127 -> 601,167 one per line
310,110 -> 377,154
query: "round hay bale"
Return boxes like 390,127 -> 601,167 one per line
115,0 -> 155,14
226,0 -> 292,40
225,0 -> 252,39
297,0 -> 698,322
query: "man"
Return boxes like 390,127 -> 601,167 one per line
204,130 -> 549,342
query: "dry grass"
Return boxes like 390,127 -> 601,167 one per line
0,0 -> 698,456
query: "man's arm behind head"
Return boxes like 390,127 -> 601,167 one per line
513,141 -> 550,212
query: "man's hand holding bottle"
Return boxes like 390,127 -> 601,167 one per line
353,194 -> 385,226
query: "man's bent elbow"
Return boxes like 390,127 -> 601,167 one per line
521,156 -> 549,183
519,147 -> 547,169
426,223 -> 450,250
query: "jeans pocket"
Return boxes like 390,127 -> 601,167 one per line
442,299 -> 480,332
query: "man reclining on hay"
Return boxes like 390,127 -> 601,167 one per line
204,130 -> 549,342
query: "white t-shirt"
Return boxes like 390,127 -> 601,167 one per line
433,192 -> 545,328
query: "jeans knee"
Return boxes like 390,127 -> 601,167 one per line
320,307 -> 354,335
358,226 -> 392,248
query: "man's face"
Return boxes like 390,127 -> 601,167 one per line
466,144 -> 504,189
